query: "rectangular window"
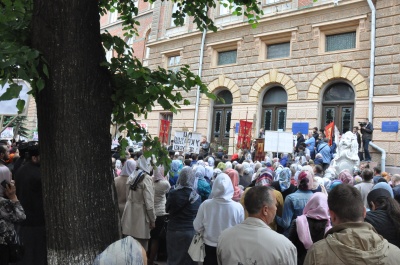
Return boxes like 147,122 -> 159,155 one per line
219,0 -> 237,15
325,32 -> 356,52
218,50 -> 237,65
267,42 -> 290,59
168,55 -> 180,72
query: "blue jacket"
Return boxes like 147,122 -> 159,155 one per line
317,142 -> 332,164
275,190 -> 313,234
305,137 -> 315,152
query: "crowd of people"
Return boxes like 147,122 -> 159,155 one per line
103,129 -> 400,265
1,119 -> 400,265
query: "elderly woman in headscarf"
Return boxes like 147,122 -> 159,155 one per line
272,167 -> 297,200
276,170 -> 314,236
207,156 -> 215,168
114,159 -> 136,218
338,169 -> 354,186
302,165 -> 328,195
217,161 -> 226,172
94,237 -> 146,265
165,167 -> 201,265
287,193 -> 331,265
168,159 -> 183,187
148,165 -> 171,265
225,168 -> 243,202
194,166 -> 211,202
121,156 -> 156,251
241,166 -> 253,188
194,173 -> 244,265
204,165 -> 214,184
239,168 -> 284,231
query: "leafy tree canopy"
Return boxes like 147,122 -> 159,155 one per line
0,0 -> 263,168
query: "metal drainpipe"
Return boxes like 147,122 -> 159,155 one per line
366,0 -> 385,170
193,25 -> 207,132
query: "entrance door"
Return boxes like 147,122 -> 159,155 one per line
261,86 -> 287,132
322,105 -> 353,133
212,90 -> 233,150
322,82 -> 355,134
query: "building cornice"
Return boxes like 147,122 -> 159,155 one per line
147,0 -> 367,47
100,9 -> 153,31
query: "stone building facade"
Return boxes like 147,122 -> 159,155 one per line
103,0 -> 400,165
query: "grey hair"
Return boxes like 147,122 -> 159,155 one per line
244,186 -> 274,215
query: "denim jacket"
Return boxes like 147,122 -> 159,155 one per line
275,190 -> 313,233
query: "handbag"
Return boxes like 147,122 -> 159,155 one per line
188,232 -> 205,262
7,230 -> 24,263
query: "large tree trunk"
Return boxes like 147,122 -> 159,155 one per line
31,1 -> 120,263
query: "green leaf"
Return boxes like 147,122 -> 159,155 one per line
43,64 -> 49,78
16,99 -> 25,114
0,83 -> 22,100
36,79 -> 45,91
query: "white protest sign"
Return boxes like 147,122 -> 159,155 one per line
264,131 -> 293,153
173,131 -> 202,154
0,127 -> 14,139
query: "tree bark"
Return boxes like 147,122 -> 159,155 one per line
31,1 -> 120,263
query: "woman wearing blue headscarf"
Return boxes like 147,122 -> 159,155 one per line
168,159 -> 183,187
271,167 -> 297,200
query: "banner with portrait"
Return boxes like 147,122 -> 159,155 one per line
159,119 -> 170,145
236,120 -> 253,150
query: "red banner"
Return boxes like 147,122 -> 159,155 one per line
325,121 -> 334,146
237,120 -> 253,150
159,119 -> 170,145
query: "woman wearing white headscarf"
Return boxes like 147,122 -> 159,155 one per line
93,236 -> 146,265
114,159 -> 136,218
121,156 -> 156,251
166,167 -> 201,265
194,173 -> 244,265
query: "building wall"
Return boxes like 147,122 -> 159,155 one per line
370,0 -> 400,166
101,0 -> 400,165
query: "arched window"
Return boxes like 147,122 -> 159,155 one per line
322,82 -> 355,133
261,86 -> 287,131
212,90 -> 232,150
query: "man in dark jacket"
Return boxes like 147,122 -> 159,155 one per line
14,144 -> 47,265
312,127 -> 319,141
392,174 -> 400,204
295,132 -> 305,154
360,118 -> 373,161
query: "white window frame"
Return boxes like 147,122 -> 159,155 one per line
218,0 -> 238,16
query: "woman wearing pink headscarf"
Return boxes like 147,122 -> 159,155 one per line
338,169 -> 354,186
225,168 -> 243,202
287,192 -> 331,265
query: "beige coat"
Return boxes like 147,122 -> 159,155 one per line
304,222 -> 400,265
114,175 -> 129,218
121,174 -> 156,239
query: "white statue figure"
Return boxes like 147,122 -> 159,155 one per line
331,131 -> 360,176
